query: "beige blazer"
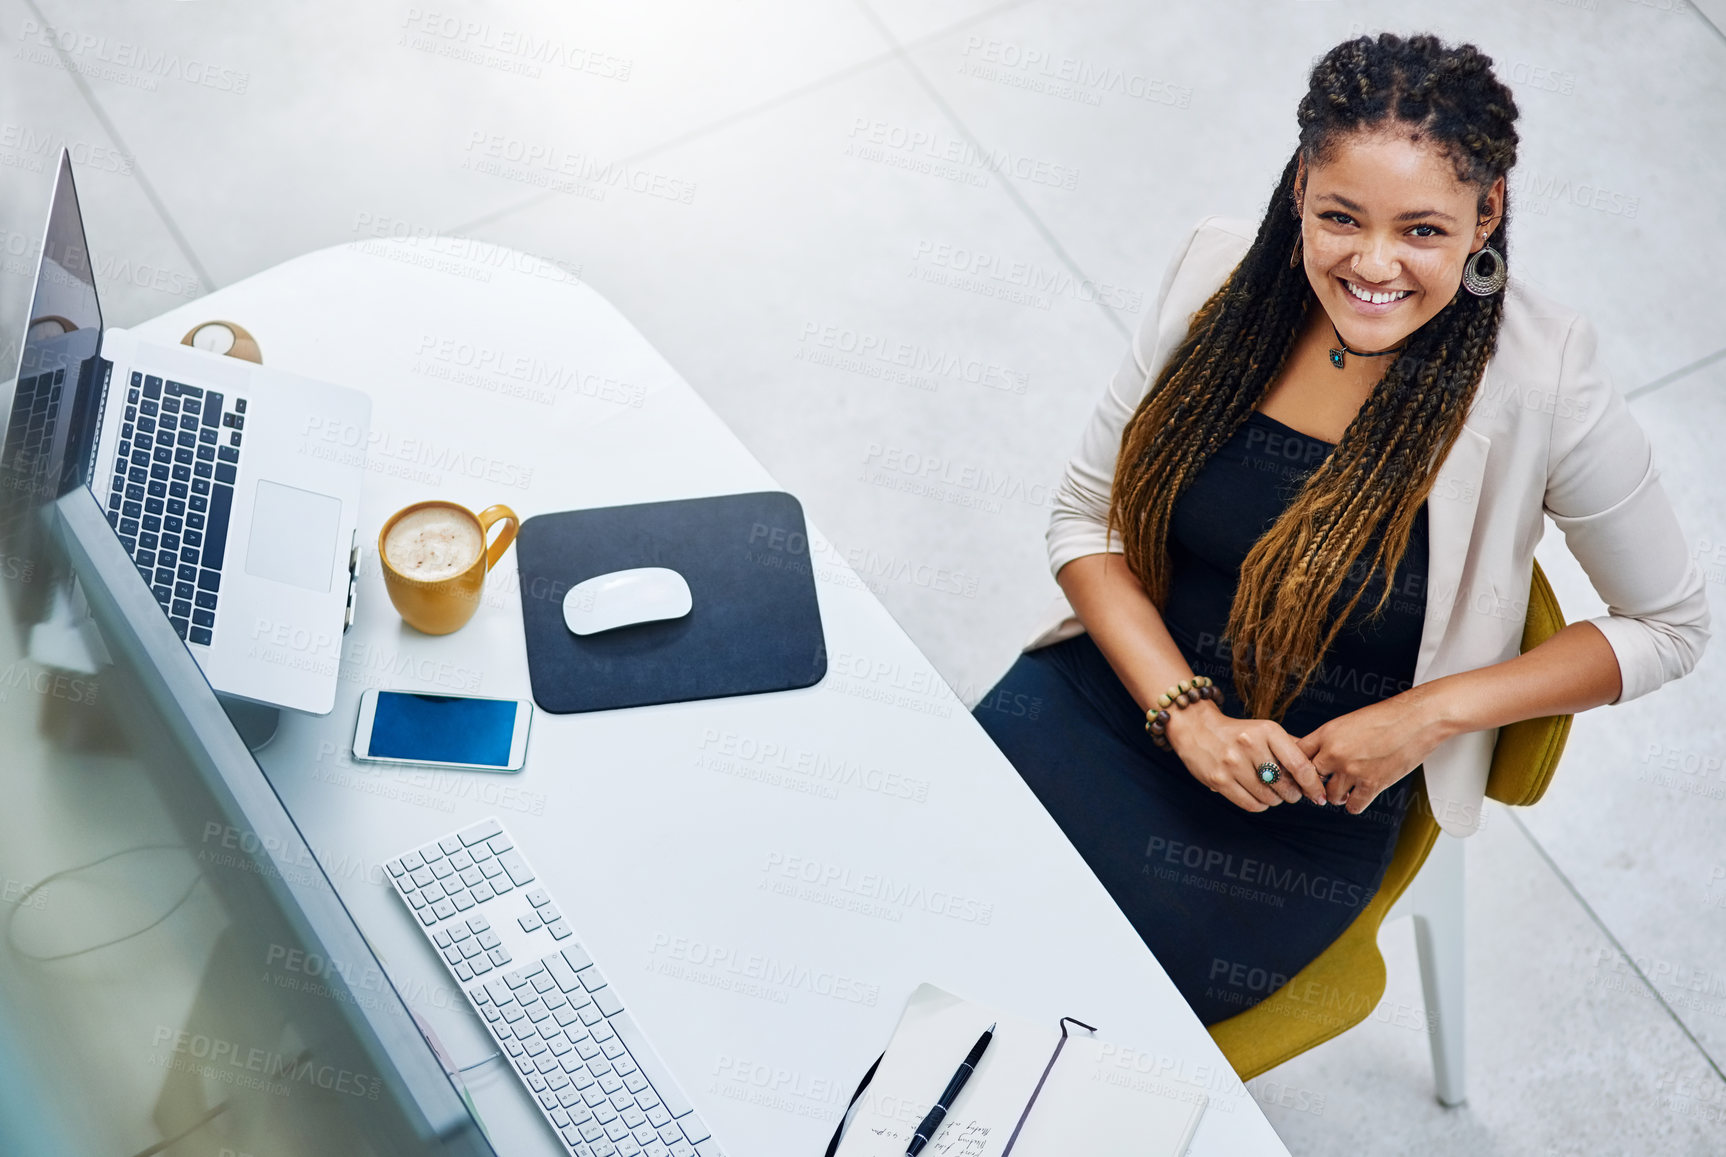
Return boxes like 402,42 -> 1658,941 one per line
1020,216 -> 1711,837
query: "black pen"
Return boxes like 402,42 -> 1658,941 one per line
906,1023 -> 995,1157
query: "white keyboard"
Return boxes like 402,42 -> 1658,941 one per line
387,817 -> 723,1157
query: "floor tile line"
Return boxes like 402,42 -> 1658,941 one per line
447,1 -> 1040,240
20,0 -> 214,293
1690,2 -> 1726,47
852,0 -> 1134,342
1626,345 -> 1726,400
1506,809 -> 1726,1086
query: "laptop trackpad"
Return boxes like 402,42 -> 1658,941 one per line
246,480 -> 339,593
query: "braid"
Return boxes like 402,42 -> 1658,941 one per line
1108,32 -> 1519,723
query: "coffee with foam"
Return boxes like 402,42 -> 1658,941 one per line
383,506 -> 483,581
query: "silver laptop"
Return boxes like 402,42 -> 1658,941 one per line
1,150 -> 368,715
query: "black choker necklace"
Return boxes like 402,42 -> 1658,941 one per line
1328,321 -> 1406,369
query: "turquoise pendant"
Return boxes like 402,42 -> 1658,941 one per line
1328,347 -> 1346,369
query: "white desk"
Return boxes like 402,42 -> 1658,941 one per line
133,236 -> 1290,1156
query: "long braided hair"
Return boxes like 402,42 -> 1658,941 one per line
1107,33 -> 1520,724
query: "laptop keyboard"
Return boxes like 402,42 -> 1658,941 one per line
104,371 -> 248,647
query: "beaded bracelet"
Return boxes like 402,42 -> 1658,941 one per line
1144,675 -> 1221,751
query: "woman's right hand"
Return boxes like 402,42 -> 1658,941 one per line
1162,698 -> 1329,811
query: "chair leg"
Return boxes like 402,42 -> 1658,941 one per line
1409,834 -> 1467,1106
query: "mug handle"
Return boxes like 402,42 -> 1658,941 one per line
476,504 -> 519,572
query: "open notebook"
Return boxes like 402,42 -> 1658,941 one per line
832,984 -> 1207,1156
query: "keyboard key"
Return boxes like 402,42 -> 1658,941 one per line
152,585 -> 173,604
199,427 -> 217,445
218,444 -> 239,463
194,590 -> 217,611
235,397 -> 246,413
498,852 -> 535,887
215,463 -> 236,484
193,609 -> 215,628
136,549 -> 157,570
169,617 -> 189,640
609,1013 -> 694,1119
143,376 -> 162,398
196,445 -> 215,462
155,567 -> 176,588
202,392 -> 224,426
192,476 -> 210,495
203,483 -> 233,569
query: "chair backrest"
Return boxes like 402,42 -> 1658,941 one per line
1484,560 -> 1573,806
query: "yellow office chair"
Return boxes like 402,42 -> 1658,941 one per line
1208,561 -> 1573,1105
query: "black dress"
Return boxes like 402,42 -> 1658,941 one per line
973,409 -> 1429,1025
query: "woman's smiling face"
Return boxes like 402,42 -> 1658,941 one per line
1296,127 -> 1505,353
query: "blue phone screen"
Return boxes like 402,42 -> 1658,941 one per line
369,692 -> 517,767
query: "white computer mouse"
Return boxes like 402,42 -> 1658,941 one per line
562,567 -> 693,635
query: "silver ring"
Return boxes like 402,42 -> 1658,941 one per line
1256,761 -> 1282,785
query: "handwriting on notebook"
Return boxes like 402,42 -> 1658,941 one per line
862,1120 -> 992,1156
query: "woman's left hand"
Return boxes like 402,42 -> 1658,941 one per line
1294,689 -> 1447,814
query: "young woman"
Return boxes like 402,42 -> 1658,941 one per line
973,32 -> 1709,1026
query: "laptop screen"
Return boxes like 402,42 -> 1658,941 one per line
2,149 -> 105,500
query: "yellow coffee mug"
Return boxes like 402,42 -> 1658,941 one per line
378,500 -> 519,635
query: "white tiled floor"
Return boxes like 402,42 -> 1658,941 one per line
4,1 -> 1723,1152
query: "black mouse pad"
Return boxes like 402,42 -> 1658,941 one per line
515,491 -> 827,713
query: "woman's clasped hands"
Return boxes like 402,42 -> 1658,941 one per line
1163,689 -> 1445,815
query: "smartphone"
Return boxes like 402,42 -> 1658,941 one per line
353,689 -> 532,772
